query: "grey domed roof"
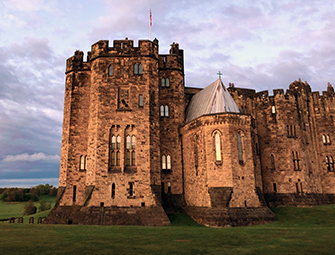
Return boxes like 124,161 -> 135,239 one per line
185,78 -> 240,123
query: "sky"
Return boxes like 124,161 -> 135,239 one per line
1,0 -> 335,188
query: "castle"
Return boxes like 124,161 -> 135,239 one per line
45,38 -> 335,227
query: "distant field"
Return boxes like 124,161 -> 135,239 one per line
1,204 -> 335,254
0,195 -> 56,220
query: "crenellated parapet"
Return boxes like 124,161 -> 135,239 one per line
88,38 -> 159,61
158,42 -> 184,71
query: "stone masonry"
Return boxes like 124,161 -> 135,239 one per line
45,38 -> 335,227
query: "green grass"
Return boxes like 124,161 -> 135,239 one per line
1,205 -> 335,254
0,195 -> 56,220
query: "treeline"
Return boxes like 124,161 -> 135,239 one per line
0,184 -> 57,202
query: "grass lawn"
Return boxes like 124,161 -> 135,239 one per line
1,204 -> 335,254
0,195 -> 56,220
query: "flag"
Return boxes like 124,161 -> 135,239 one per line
150,9 -> 152,27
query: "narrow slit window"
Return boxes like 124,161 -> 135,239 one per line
326,156 -> 330,171
132,135 -> 136,149
134,64 -> 138,74
287,125 -> 290,137
237,132 -> 243,163
139,94 -> 143,107
167,155 -> 171,169
126,151 -> 130,166
162,155 -> 166,169
117,135 -> 121,149
323,134 -> 326,144
111,151 -> 115,166
126,135 -> 130,150
128,182 -> 134,197
271,106 -> 276,114
84,156 -> 87,170
161,78 -> 165,87
327,134 -> 331,144
131,151 -> 136,166
294,126 -> 297,137
160,105 -> 165,116
108,65 -> 113,76
111,135 -> 116,149
215,133 -> 221,161
165,105 -> 169,117
111,183 -> 115,199
166,78 -> 170,87
270,154 -> 275,170
80,156 -> 85,170
116,151 -> 120,166
138,63 -> 143,74
73,185 -> 77,203
331,156 -> 334,171
273,183 -> 277,192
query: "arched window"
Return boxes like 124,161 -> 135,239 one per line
296,152 -> 300,170
323,135 -> 326,144
126,135 -> 130,149
126,151 -> 130,166
134,64 -> 138,74
330,156 -> 334,171
80,156 -> 85,170
111,183 -> 115,199
326,156 -> 330,171
108,65 -> 113,76
111,151 -> 115,166
167,155 -> 171,169
116,151 -> 120,166
166,78 -> 170,87
161,78 -> 165,87
162,155 -> 166,169
132,135 -> 136,149
138,63 -> 143,74
131,151 -> 136,166
327,135 -> 331,144
165,105 -> 169,117
160,105 -> 165,116
270,154 -> 275,170
111,135 -> 116,149
237,132 -> 243,163
214,132 -> 221,161
84,155 -> 87,170
117,135 -> 121,149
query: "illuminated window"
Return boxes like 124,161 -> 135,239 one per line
167,155 -> 171,169
117,135 -> 121,149
214,132 -> 221,161
80,156 -> 85,170
162,155 -> 166,169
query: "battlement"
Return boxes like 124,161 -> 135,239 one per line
158,42 -> 184,70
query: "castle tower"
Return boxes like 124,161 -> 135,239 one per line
45,38 -> 185,225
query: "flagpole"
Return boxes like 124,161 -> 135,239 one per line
149,8 -> 152,40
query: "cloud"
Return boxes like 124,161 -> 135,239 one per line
3,153 -> 60,162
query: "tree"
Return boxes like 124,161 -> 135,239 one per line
23,200 -> 37,216
39,200 -> 52,212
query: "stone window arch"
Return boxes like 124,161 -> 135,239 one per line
166,78 -> 170,88
117,135 -> 121,149
108,65 -> 113,76
161,78 -> 165,87
160,105 -> 165,116
330,156 -> 334,171
134,64 -> 138,74
270,154 -> 275,170
165,105 -> 169,117
162,155 -> 166,169
167,155 -> 171,169
138,63 -> 143,74
212,130 -> 222,162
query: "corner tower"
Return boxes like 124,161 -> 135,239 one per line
45,38 -> 185,226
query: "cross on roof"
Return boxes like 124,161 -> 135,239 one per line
217,71 -> 222,79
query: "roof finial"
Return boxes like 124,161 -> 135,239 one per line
217,71 -> 222,79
